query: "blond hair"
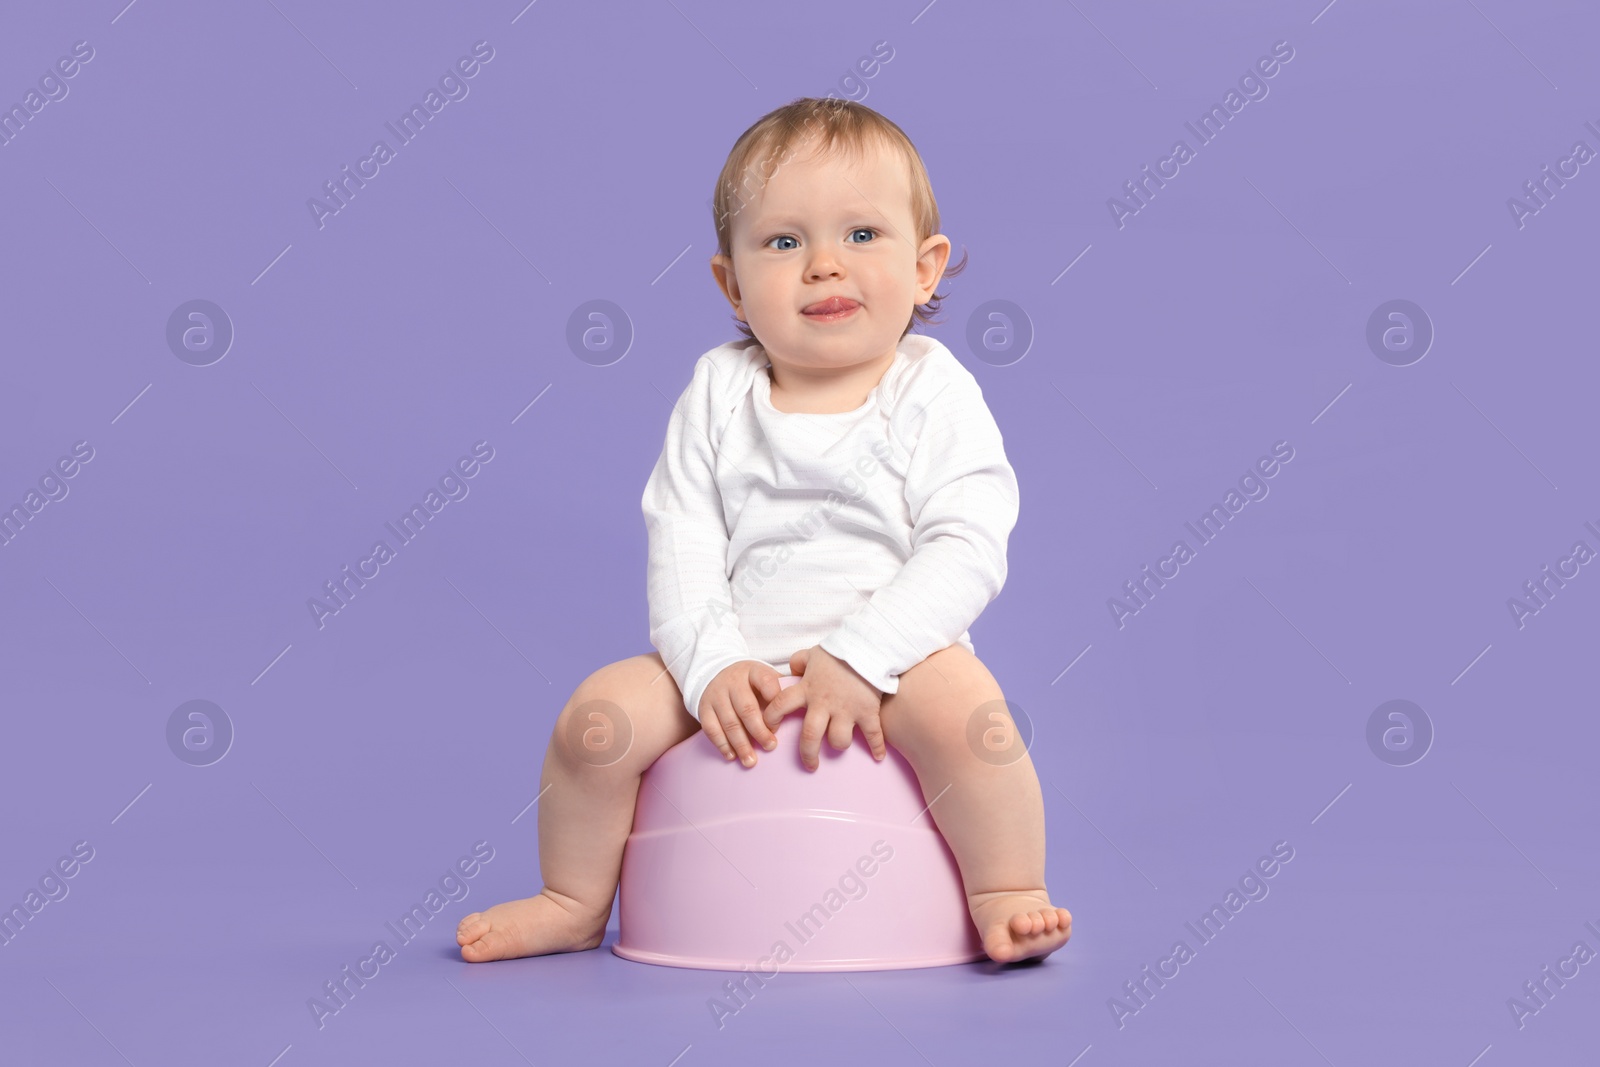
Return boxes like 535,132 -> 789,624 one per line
711,97 -> 967,341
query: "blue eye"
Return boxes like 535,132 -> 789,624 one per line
768,235 -> 799,250
848,228 -> 876,243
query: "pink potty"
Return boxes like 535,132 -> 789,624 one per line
613,675 -> 985,971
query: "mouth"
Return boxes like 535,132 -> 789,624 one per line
800,296 -> 861,322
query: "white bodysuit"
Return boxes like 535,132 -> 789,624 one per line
641,331 -> 1020,720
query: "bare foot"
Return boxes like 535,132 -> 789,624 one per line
968,891 -> 1072,964
456,889 -> 607,962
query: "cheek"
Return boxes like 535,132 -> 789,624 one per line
865,260 -> 914,299
747,268 -> 787,305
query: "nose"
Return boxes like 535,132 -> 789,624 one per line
805,247 -> 844,281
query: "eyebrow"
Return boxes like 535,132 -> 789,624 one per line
747,207 -> 888,230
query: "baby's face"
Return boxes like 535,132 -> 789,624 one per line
711,135 -> 950,374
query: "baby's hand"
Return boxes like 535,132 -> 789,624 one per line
699,660 -> 781,768
761,647 -> 887,771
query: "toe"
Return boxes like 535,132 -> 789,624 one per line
460,925 -> 507,962
983,925 -> 1016,963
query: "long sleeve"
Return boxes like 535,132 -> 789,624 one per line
641,356 -> 757,719
816,366 -> 1019,695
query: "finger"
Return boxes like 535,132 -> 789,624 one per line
699,706 -> 735,762
798,703 -> 831,771
789,648 -> 810,676
826,712 -> 854,752
748,662 -> 781,707
761,682 -> 806,729
716,694 -> 757,766
860,711 -> 888,761
733,680 -> 778,751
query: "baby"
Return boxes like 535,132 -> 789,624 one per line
457,97 -> 1071,966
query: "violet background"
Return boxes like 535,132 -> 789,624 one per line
2,0 -> 1597,1064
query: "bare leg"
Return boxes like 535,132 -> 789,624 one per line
457,653 -> 700,962
877,645 -> 1072,964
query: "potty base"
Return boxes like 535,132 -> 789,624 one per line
611,808 -> 986,972
611,942 -> 985,972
